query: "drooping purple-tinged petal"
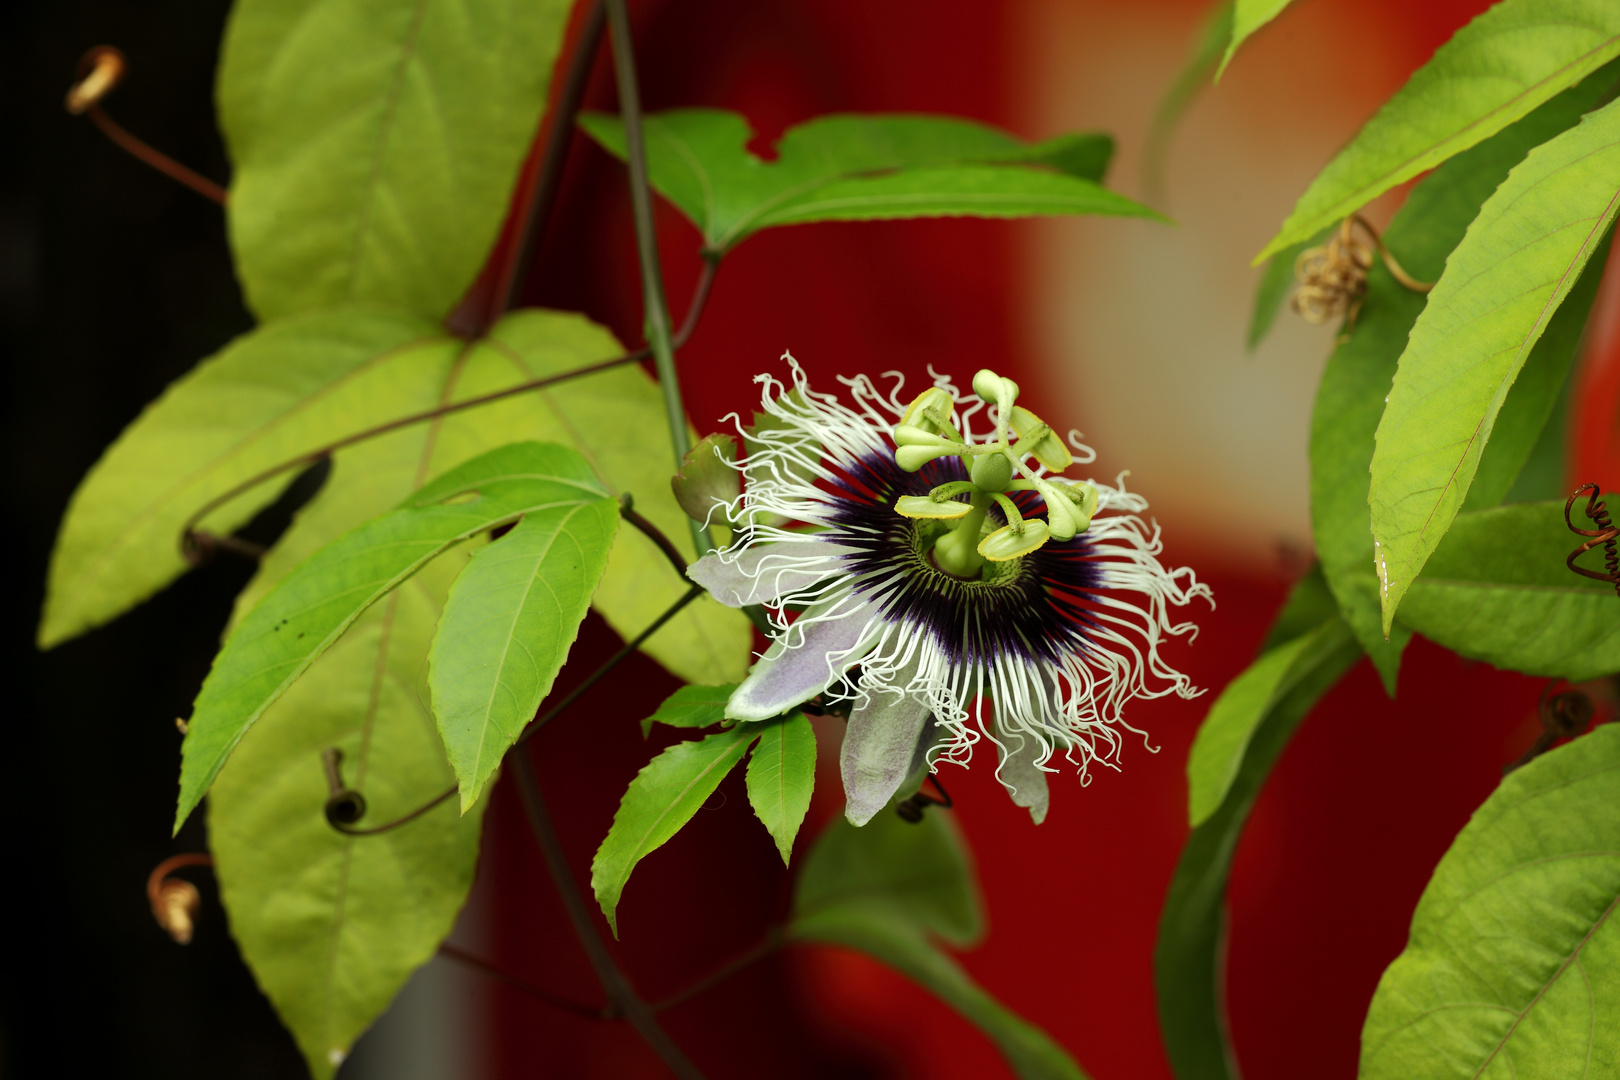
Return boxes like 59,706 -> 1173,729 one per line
687,537 -> 854,607
841,659 -> 932,826
725,594 -> 880,721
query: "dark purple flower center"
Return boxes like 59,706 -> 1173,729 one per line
820,452 -> 1105,667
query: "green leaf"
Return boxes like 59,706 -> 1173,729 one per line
1503,371 -> 1574,504
218,0 -> 572,320
1217,0 -> 1293,80
429,493 -> 619,812
1156,573 -> 1362,1080
1309,72 -> 1611,691
209,552 -> 481,1080
745,713 -> 816,864
1257,3 -> 1620,262
792,806 -> 979,945
50,306 -> 747,680
1397,501 -> 1620,680
1463,230 -> 1612,512
1186,570 -> 1358,827
578,109 -> 1149,254
791,813 -> 1087,1080
37,307 -> 447,650
177,442 -> 609,830
481,311 -> 750,686
1370,97 -> 1620,634
639,682 -> 739,738
1360,724 -> 1620,1079
591,725 -> 757,935
203,342 -> 578,1075
1142,1 -> 1233,207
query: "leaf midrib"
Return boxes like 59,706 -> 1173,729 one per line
465,504 -> 591,786
74,332 -> 449,602
344,0 -> 432,302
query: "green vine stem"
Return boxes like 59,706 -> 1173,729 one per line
605,0 -> 715,556
512,750 -> 709,1080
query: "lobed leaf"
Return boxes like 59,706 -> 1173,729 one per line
1360,724 -> 1620,1079
1157,569 -> 1362,1080
177,442 -> 607,829
429,493 -> 619,811
1258,0 -> 1620,262
791,813 -> 1086,1080
579,109 -> 1146,254
1309,71 -> 1612,692
639,682 -> 738,738
218,0 -> 573,320
37,307 -> 447,650
745,712 -> 817,864
1370,96 -> 1620,633
591,725 -> 757,936
209,553 -> 481,1080
1398,501 -> 1620,681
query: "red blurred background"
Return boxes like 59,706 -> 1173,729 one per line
457,1 -> 1599,1078
12,0 -> 1619,1077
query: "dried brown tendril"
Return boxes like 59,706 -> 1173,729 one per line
1290,214 -> 1432,330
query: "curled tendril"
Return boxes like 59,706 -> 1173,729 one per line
1291,214 -> 1433,331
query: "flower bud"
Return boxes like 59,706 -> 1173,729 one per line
671,433 -> 740,523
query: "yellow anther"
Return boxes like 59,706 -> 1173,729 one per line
1009,406 -> 1072,472
894,495 -> 973,519
978,520 -> 1051,561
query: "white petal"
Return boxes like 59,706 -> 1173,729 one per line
726,595 -> 880,721
687,537 -> 855,607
